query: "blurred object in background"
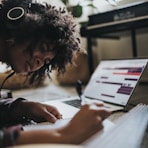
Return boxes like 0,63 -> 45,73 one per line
0,89 -> 12,99
55,51 -> 92,85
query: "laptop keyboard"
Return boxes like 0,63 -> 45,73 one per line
63,99 -> 81,108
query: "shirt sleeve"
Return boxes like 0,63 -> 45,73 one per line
0,98 -> 26,127
0,124 -> 23,147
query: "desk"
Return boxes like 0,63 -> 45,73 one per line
13,83 -> 148,148
80,2 -> 148,76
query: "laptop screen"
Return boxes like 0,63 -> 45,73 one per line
83,59 -> 148,106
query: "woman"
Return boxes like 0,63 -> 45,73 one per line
0,0 -> 110,147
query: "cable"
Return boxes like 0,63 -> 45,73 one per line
0,71 -> 15,98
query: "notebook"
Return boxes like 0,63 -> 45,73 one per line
42,58 -> 148,119
83,104 -> 148,148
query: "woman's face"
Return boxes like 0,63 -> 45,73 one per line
7,42 -> 55,73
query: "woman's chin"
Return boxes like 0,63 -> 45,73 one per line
12,67 -> 25,73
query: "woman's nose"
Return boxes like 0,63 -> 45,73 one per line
33,57 -> 44,71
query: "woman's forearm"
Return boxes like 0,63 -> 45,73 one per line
16,129 -> 64,145
15,103 -> 111,146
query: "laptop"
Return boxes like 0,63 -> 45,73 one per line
42,58 -> 148,119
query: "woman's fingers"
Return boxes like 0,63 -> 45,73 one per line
82,103 -> 111,120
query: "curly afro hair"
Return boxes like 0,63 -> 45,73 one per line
0,0 -> 81,84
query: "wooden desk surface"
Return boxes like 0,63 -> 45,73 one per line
13,83 -> 148,148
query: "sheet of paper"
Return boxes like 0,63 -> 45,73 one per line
82,119 -> 115,145
23,118 -> 72,131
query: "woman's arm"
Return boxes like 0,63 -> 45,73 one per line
0,98 -> 18,126
0,97 -> 62,127
0,98 -> 27,126
16,103 -> 111,145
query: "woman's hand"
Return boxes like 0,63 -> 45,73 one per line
12,100 -> 62,123
58,102 -> 111,144
16,102 -> 111,145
